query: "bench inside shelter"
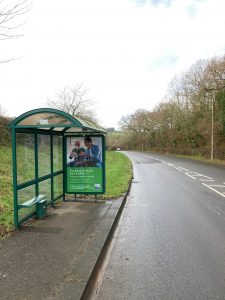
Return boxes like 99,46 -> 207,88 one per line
18,195 -> 48,218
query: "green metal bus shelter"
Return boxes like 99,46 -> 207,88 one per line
9,108 -> 107,228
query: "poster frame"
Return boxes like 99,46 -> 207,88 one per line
64,134 -> 106,195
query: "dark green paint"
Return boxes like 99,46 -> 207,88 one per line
9,108 -> 106,228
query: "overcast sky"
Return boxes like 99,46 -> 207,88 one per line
0,0 -> 225,129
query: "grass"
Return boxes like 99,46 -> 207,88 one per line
104,151 -> 132,198
0,146 -> 13,236
148,149 -> 225,166
0,146 -> 132,237
174,154 -> 225,166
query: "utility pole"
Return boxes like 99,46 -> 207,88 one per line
211,92 -> 215,160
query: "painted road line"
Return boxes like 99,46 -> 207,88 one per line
207,184 -> 225,188
191,174 -> 204,177
199,179 -> 215,182
143,156 -> 224,199
178,167 -> 189,171
185,172 -> 198,180
175,167 -> 190,172
195,174 -> 214,180
143,155 -> 161,162
175,167 -> 183,171
202,183 -> 225,199
143,155 -> 167,164
190,173 -> 212,178
185,172 -> 214,181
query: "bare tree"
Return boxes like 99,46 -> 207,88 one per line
0,0 -> 31,63
0,0 -> 31,39
119,55 -> 225,156
0,103 -> 6,116
47,84 -> 97,123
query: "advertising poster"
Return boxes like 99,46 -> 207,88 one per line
66,135 -> 105,194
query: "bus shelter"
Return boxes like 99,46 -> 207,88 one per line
9,108 -> 107,228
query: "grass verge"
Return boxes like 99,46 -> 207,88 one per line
104,151 -> 132,198
0,146 -> 13,237
174,154 -> 225,166
147,150 -> 225,166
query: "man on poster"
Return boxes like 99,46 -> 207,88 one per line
84,136 -> 102,166
68,140 -> 86,167
76,136 -> 102,167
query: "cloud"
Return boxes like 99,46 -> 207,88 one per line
132,0 -> 171,7
185,3 -> 198,17
149,51 -> 179,70
0,0 -> 225,128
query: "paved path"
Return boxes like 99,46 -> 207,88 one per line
0,198 -> 123,300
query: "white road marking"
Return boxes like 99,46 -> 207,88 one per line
199,179 -> 215,182
175,167 -> 190,172
208,184 -> 225,188
143,155 -> 166,164
190,173 -> 212,179
202,183 -> 225,199
178,167 -> 189,171
142,155 -> 225,200
185,172 -> 197,180
143,155 -> 161,162
185,172 -> 214,181
191,174 -> 204,177
175,167 -> 183,171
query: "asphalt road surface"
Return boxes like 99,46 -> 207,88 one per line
97,151 -> 225,300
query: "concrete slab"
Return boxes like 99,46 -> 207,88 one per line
0,198 -> 123,300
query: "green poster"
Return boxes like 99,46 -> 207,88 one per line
67,167 -> 103,193
66,135 -> 105,194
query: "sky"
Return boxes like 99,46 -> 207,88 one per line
0,0 -> 225,129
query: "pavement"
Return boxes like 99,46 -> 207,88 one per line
0,197 -> 125,300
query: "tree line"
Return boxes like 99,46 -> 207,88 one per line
119,55 -> 225,159
0,106 -> 11,145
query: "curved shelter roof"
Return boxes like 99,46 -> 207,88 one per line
9,108 -> 107,134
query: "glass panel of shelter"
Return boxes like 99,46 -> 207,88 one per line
16,133 -> 35,185
53,136 -> 63,172
38,135 -> 51,177
53,174 -> 63,199
39,178 -> 51,205
18,185 -> 36,222
17,113 -> 73,126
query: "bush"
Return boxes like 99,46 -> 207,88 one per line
0,116 -> 11,145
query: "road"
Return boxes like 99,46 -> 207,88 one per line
97,151 -> 225,300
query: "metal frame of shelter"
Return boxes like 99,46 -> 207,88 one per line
9,108 -> 107,228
